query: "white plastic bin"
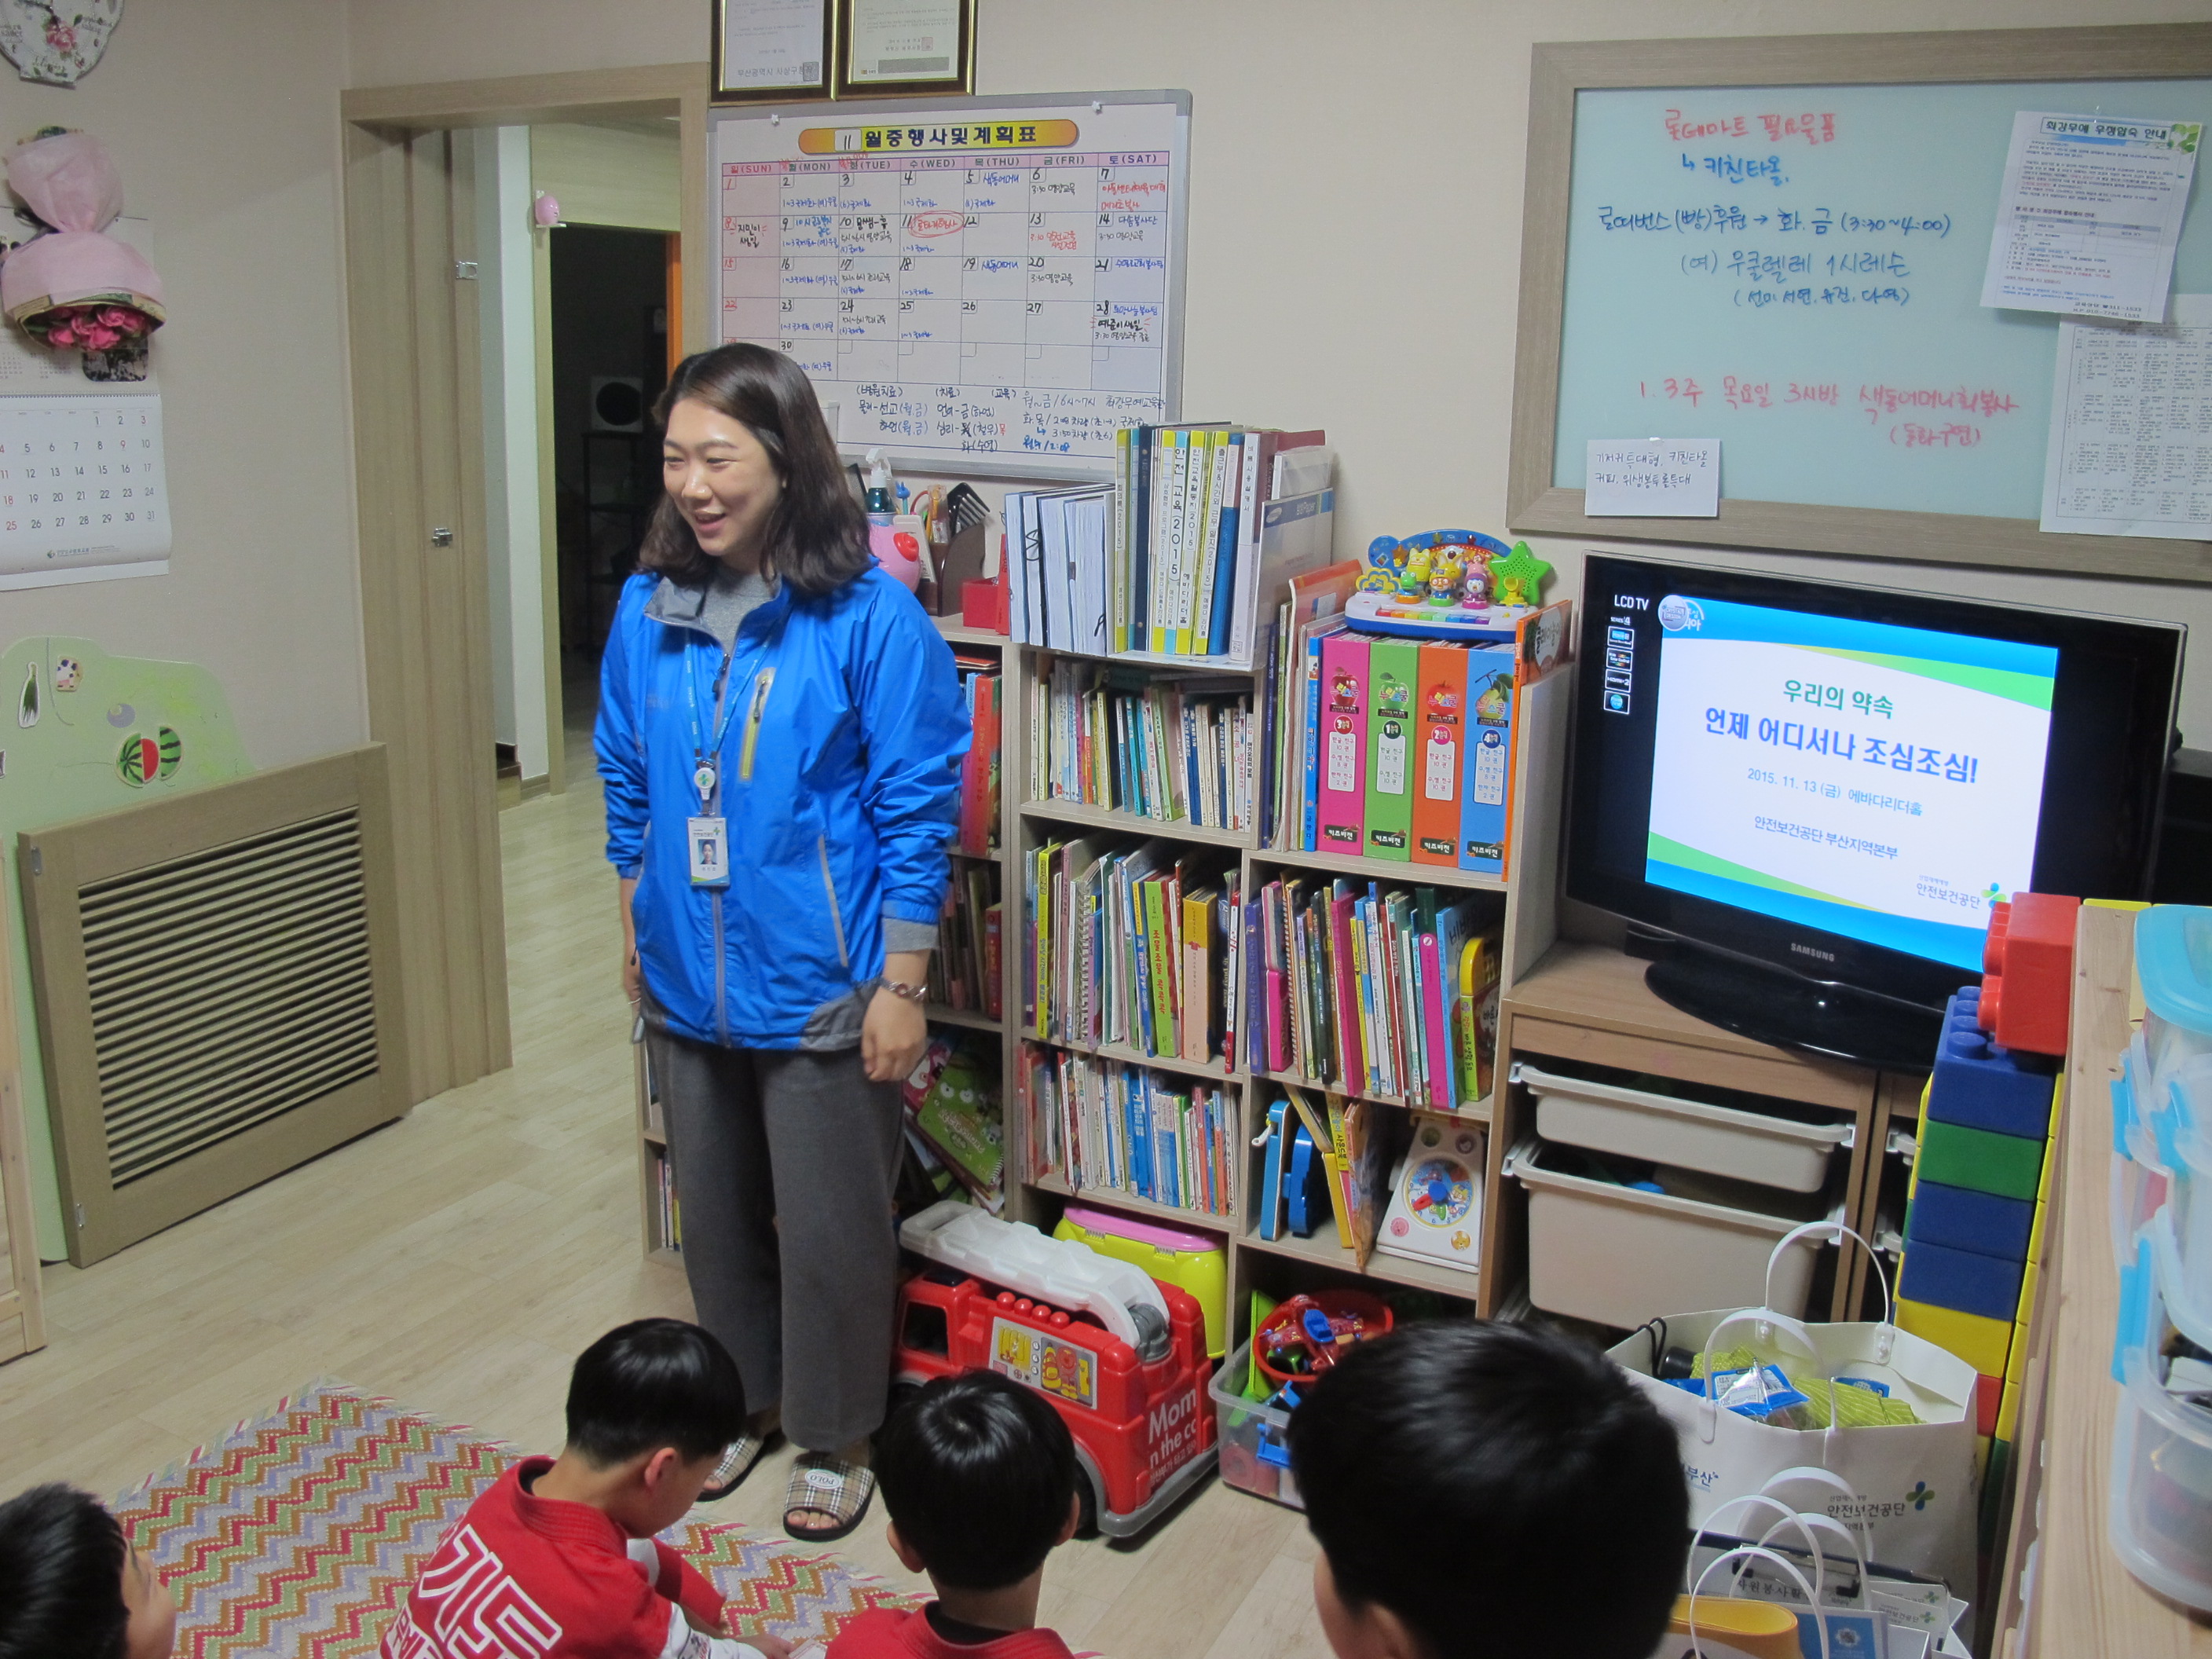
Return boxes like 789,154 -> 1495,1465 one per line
2137,906 -> 2212,1101
2110,1225 -> 2212,1613
1514,1061 -> 1850,1193
1506,1139 -> 1826,1328
1210,1342 -> 1301,1511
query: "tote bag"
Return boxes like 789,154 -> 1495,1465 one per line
1607,1223 -> 1981,1599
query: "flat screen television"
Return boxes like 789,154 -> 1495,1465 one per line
1566,555 -> 2185,1068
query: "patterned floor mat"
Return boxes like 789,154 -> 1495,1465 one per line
111,1382 -> 921,1658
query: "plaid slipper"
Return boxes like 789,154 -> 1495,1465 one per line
782,1450 -> 877,1542
698,1426 -> 779,1502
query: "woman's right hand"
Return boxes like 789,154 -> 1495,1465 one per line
619,874 -> 643,1008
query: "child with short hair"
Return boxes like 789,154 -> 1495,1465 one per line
831,1372 -> 1082,1659
0,1484 -> 176,1659
1287,1320 -> 1689,1659
383,1318 -> 788,1659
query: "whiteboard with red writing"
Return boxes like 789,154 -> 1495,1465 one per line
710,91 -> 1188,478
1551,78 -> 2212,522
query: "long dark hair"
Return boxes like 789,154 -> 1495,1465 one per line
640,344 -> 871,596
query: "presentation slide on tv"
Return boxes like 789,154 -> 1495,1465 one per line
1643,596 -> 2057,970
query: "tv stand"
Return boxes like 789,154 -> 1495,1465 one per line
1643,944 -> 1945,1074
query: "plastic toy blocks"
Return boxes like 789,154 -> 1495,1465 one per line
1929,987 -> 2063,1140
1916,1117 -> 2046,1201
1905,1179 -> 2034,1261
1898,1297 -> 2012,1376
1978,892 -> 2081,1057
1898,1237 -> 2025,1324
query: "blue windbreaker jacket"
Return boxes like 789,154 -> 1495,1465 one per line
595,566 -> 969,1049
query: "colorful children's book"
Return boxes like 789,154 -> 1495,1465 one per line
1362,639 -> 1419,861
1315,632 -> 1369,851
1458,645 -> 1518,876
1411,641 -> 1467,868
1258,1099 -> 1291,1241
1455,925 -> 1504,1104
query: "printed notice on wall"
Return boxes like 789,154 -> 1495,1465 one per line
2041,293 -> 2212,537
845,0 -> 963,86
0,394 -> 170,589
1982,112 -> 2201,322
1584,438 -> 1720,515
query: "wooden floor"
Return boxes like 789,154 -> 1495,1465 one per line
0,710 -> 1332,1659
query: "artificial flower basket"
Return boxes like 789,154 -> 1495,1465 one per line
0,128 -> 163,380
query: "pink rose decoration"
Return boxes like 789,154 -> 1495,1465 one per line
46,23 -> 78,53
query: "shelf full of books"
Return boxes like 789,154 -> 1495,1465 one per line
1005,424 -> 1335,668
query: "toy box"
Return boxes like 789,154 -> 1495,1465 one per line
1053,1202 -> 1229,1359
1210,1342 -> 1302,1510
894,1201 -> 1217,1537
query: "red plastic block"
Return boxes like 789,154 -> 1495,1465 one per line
962,576 -> 1009,633
1979,892 -> 2080,1057
1975,1371 -> 2003,1437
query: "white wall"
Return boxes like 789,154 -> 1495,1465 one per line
341,0 -> 2212,745
5,1 -> 363,769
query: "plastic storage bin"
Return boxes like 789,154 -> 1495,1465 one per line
2111,1225 -> 2212,1612
1054,1203 -> 1229,1358
2137,905 -> 2212,1099
1210,1342 -> 1301,1511
1506,1139 -> 1826,1328
1514,1061 -> 1851,1193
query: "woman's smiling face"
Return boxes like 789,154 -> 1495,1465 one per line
664,397 -> 782,571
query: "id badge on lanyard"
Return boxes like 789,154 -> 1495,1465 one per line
687,815 -> 729,887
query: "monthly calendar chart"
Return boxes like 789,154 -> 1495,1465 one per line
0,394 -> 169,588
720,151 -> 1173,461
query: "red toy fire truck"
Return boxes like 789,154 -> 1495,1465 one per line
892,1199 -> 1217,1536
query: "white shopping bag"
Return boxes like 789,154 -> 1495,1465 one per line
1608,1224 -> 1981,1601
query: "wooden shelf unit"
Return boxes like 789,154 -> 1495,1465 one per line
1492,940 -> 1923,1325
1005,635 -> 1574,1334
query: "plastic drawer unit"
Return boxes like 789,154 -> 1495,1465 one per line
1210,1342 -> 1301,1511
2137,905 -> 2212,1099
1513,1061 -> 1851,1194
2111,1223 -> 2212,1612
1505,1138 -> 1829,1328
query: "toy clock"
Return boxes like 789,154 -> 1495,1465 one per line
1344,529 -> 1553,643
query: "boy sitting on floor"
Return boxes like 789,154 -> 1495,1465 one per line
0,1483 -> 177,1659
1288,1320 -> 1690,1659
831,1372 -> 1082,1659
383,1318 -> 789,1659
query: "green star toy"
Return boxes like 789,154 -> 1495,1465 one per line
1490,541 -> 1552,608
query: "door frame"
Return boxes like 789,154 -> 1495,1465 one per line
339,64 -> 710,1101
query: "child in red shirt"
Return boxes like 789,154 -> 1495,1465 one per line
383,1319 -> 789,1659
828,1373 -> 1081,1659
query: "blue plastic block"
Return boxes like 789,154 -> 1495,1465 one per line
1904,1179 -> 2033,1262
1899,1236 -> 2024,1324
1924,988 -> 2060,1141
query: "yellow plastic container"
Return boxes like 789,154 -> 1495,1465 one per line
1054,1203 -> 1228,1358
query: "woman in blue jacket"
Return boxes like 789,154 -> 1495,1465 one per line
596,344 -> 967,1541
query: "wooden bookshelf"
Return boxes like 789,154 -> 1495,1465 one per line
1008,637 -> 1573,1333
1020,797 -> 1254,849
1020,1028 -> 1232,1086
1245,1067 -> 1493,1126
1031,1172 -> 1236,1229
925,1003 -> 1002,1035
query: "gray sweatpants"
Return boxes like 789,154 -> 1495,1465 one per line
648,1030 -> 903,1452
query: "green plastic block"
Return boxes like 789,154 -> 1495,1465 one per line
1917,1117 -> 2043,1201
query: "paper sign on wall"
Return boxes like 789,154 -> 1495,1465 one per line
1584,438 -> 1720,516
1981,111 -> 2200,323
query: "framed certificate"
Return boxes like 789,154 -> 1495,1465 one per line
712,0 -> 833,104
833,0 -> 975,100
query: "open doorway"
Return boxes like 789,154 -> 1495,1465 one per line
339,70 -> 707,1104
474,118 -> 683,809
551,223 -> 674,743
